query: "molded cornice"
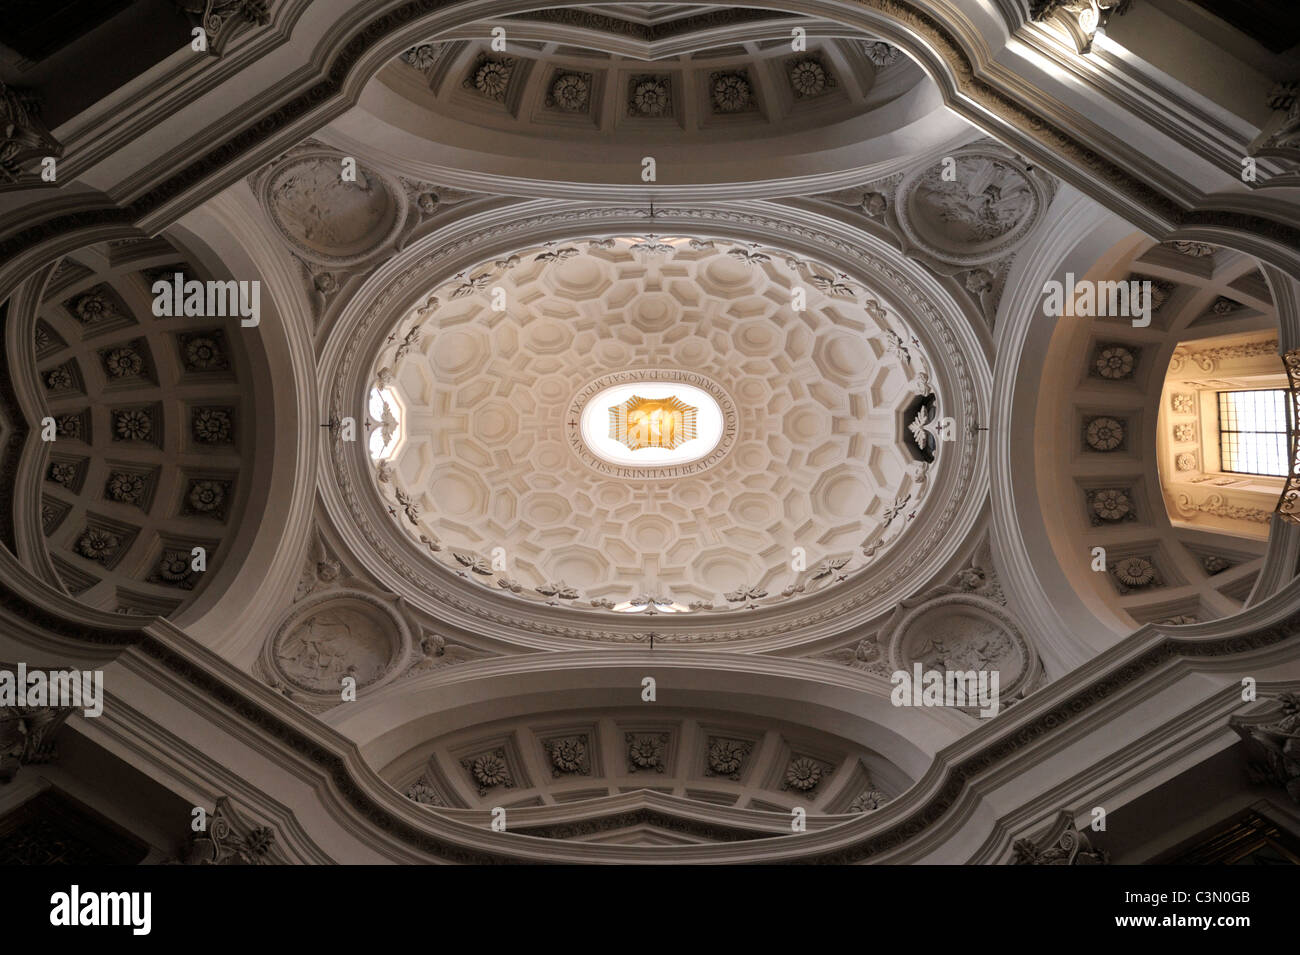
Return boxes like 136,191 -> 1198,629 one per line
2,0 -> 1300,306
2,534 -> 1296,863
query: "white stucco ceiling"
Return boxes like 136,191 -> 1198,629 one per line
368,239 -> 938,612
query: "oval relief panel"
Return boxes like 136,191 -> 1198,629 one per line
265,590 -> 408,697
886,594 -> 1035,700
895,150 -> 1046,267
262,150 -> 407,266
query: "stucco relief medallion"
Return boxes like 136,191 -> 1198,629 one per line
266,590 -> 409,697
895,149 -> 1048,268
885,593 -> 1037,701
261,150 -> 407,267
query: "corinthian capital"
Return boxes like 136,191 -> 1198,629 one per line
0,705 -> 74,783
1248,82 -> 1300,163
174,0 -> 271,56
1230,692 -> 1300,805
0,83 -> 61,183
180,796 -> 281,864
1029,1 -> 1133,55
1011,810 -> 1110,864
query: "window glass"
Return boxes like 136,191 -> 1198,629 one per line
1217,389 -> 1290,476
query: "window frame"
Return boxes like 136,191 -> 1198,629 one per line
1216,388 -> 1292,477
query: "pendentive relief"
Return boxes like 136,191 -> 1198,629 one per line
258,588 -> 412,710
818,540 -> 1041,710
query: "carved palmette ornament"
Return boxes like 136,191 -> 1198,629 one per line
295,528 -> 345,601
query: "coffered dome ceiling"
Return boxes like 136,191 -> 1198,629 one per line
289,170 -> 1006,653
366,239 -> 939,614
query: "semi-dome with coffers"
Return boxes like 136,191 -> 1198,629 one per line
328,8 -> 968,198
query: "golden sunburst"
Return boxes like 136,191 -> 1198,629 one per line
608,395 -> 698,450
